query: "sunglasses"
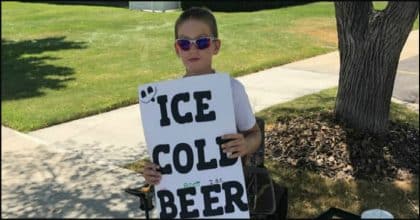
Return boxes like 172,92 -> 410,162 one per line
176,36 -> 217,51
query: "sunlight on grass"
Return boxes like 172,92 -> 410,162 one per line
2,1 -> 419,132
0,2 -> 340,131
373,1 -> 388,11
390,102 -> 419,129
256,87 -> 419,129
256,87 -> 338,125
266,161 -> 419,218
122,158 -> 148,174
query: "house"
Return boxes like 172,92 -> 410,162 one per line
129,1 -> 181,12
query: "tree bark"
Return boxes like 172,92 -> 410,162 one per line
334,1 -> 419,134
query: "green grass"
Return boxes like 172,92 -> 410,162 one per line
2,1 -> 419,131
266,161 -> 419,218
124,87 -> 419,218
256,87 -> 337,125
373,1 -> 419,29
256,87 -> 419,129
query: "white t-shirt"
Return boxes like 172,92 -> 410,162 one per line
228,75 -> 256,132
183,72 -> 256,132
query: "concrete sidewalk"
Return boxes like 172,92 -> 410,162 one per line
1,127 -> 147,218
282,30 -> 419,74
282,30 -> 419,111
2,30 -> 418,218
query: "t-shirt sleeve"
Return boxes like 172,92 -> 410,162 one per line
231,78 -> 256,132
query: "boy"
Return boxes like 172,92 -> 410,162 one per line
142,7 -> 261,185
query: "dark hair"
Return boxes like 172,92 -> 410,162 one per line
174,7 -> 218,39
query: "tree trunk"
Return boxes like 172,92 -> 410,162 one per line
334,2 -> 419,134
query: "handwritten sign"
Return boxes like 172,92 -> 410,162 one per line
138,74 -> 249,218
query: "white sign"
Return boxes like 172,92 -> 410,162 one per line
138,73 -> 249,218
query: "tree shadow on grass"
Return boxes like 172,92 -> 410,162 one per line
1,37 -> 87,101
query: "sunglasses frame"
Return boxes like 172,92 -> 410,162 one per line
176,36 -> 218,51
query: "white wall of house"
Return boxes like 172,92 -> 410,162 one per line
129,1 -> 180,12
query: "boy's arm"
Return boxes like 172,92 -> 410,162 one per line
221,122 -> 262,158
241,123 -> 262,155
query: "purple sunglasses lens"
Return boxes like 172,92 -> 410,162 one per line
177,37 -> 212,51
177,39 -> 191,50
196,38 -> 211,49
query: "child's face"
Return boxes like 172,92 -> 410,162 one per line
175,19 -> 220,76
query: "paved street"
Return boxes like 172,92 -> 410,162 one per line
393,55 -> 419,104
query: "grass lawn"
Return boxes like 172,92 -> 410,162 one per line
3,1 -> 418,132
256,87 -> 419,129
266,161 -> 419,218
123,87 -> 419,218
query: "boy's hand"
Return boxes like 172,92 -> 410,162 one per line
221,133 -> 249,158
142,160 -> 162,185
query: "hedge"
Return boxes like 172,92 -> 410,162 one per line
181,1 -> 317,12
